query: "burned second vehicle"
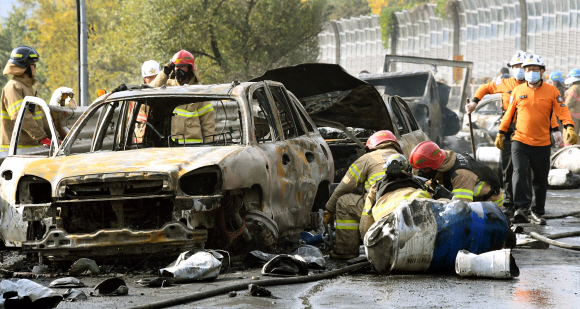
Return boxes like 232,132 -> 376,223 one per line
0,81 -> 335,261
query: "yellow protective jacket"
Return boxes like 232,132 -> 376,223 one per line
434,151 -> 503,207
150,70 -> 215,143
565,82 -> 580,118
1,74 -> 48,150
325,142 -> 402,214
360,185 -> 431,238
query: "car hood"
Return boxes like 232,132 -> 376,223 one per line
22,146 -> 245,182
250,63 -> 391,130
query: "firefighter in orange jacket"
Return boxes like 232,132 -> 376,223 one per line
496,53 -> 577,225
465,51 -> 527,218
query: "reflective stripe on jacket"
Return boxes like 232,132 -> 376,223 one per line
0,76 -> 48,149
325,143 -> 402,214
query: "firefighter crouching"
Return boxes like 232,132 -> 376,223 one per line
323,130 -> 402,259
496,54 -> 577,225
1,46 -> 60,150
409,141 -> 504,208
151,50 -> 215,144
564,68 -> 580,145
359,154 -> 431,238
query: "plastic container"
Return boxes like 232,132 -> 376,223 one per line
455,249 -> 519,279
364,199 -> 508,274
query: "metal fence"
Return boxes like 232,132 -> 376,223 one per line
318,0 -> 580,83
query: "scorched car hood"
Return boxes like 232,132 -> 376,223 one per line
21,146 -> 244,183
250,63 -> 390,130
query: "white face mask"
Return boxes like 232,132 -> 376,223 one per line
512,68 -> 525,80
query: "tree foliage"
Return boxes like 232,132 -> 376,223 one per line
1,0 -> 326,103
324,0 -> 372,21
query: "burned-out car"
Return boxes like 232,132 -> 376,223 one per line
0,81 -> 335,261
251,63 -> 430,181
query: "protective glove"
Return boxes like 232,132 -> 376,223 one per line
465,102 -> 478,114
40,137 -> 51,148
494,133 -> 504,150
323,211 -> 334,226
111,83 -> 127,93
564,126 -> 578,145
552,131 -> 564,147
163,62 -> 175,76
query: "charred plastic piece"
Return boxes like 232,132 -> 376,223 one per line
93,277 -> 128,296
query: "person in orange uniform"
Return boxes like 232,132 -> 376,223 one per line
465,51 -> 527,218
496,53 -> 578,225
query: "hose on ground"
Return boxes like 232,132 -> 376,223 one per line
543,211 -> 580,219
529,231 -> 580,251
125,261 -> 371,309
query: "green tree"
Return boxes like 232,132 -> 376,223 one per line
0,5 -> 32,91
121,0 -> 326,83
325,0 -> 372,21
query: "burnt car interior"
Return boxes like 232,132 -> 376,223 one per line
60,97 -> 244,155
365,73 -> 429,98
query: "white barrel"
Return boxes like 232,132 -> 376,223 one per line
455,249 -> 519,279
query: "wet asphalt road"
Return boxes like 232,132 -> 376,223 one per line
7,189 -> 580,309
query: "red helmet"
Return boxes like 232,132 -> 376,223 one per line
365,130 -> 399,151
171,50 -> 197,70
409,141 -> 446,170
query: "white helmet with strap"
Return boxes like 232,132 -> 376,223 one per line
522,53 -> 545,68
507,50 -> 526,67
141,60 -> 161,77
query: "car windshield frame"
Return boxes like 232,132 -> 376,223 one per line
57,93 -> 248,157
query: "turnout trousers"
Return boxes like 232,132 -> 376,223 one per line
334,193 -> 364,255
512,141 -> 551,215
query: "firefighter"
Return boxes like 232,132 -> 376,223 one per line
547,70 -> 566,97
1,46 -> 53,150
409,141 -> 504,208
151,50 -> 215,144
323,130 -> 403,259
127,60 -> 162,144
464,51 -> 527,218
359,154 -> 431,239
141,60 -> 161,85
496,54 -> 577,225
564,68 -> 580,145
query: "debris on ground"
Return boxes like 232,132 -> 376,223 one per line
92,277 -> 129,296
228,291 -> 237,297
548,169 -> 580,189
69,258 -> 100,276
136,277 -> 176,287
159,251 -> 222,283
248,284 -> 276,298
516,234 -> 550,249
12,272 -> 58,279
455,249 -> 519,279
49,277 -> 86,288
63,288 -> 88,302
291,245 -> 326,269
0,278 -> 62,308
32,265 -> 48,274
365,199 -> 508,274
242,251 -> 277,268
262,254 -> 309,277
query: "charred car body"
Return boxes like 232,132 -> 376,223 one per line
251,63 -> 430,182
0,81 -> 335,261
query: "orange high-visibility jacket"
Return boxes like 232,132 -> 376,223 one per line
500,81 -> 574,146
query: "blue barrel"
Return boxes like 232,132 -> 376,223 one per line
364,199 -> 508,274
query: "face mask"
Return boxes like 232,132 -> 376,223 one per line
175,68 -> 188,83
525,71 -> 541,84
512,68 -> 525,80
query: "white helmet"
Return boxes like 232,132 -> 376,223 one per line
522,53 -> 545,68
141,60 -> 161,77
507,50 -> 526,67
